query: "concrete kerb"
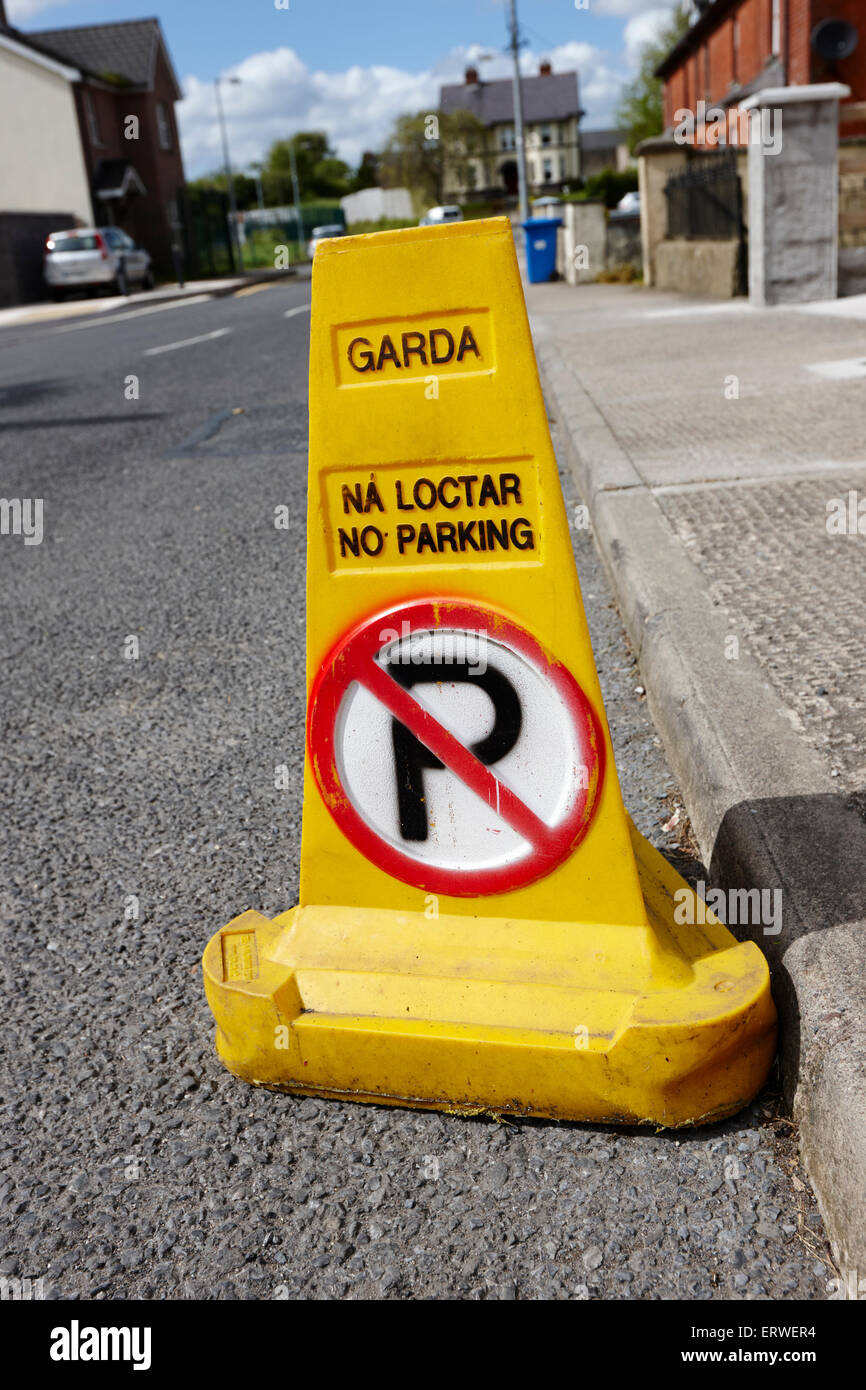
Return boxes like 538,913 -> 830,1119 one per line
154,266 -> 303,304
536,326 -> 866,1277
0,268 -> 307,331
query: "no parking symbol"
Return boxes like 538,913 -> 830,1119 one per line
307,599 -> 605,896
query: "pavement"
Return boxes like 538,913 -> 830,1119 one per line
0,266 -> 304,330
0,280 -> 832,1300
528,278 -> 866,1280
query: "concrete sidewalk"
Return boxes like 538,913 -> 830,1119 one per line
528,280 -> 866,1277
0,266 -> 305,330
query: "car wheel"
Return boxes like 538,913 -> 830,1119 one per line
142,268 -> 154,291
50,288 -> 65,303
113,267 -> 129,296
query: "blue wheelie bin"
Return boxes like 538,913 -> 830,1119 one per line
522,217 -> 563,283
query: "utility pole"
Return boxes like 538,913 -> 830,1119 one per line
214,76 -> 243,271
508,0 -> 529,223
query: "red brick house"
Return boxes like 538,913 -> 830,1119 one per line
656,1 -> 866,125
6,14 -> 186,276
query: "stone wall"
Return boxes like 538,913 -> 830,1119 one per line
636,137 -> 687,287
556,200 -> 606,284
654,238 -> 742,298
606,213 -> 641,269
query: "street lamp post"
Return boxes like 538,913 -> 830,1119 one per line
214,75 -> 243,272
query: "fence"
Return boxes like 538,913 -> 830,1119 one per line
664,152 -> 744,240
181,186 -> 235,278
238,204 -> 346,269
662,151 -> 746,296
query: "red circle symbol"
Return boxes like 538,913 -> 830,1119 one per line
307,598 -> 606,896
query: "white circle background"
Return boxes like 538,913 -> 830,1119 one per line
334,628 -> 588,873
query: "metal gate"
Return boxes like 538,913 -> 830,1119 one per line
664,151 -> 747,293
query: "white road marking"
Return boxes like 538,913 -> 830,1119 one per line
50,295 -> 214,334
284,302 -> 312,318
144,327 -> 231,356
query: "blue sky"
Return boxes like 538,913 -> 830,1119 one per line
9,0 -> 680,175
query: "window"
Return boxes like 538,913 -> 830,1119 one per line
542,157 -> 554,183
156,101 -> 173,151
84,90 -> 103,146
500,125 -> 515,151
540,124 -> 552,146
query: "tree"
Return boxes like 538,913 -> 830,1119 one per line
187,170 -> 259,211
351,151 -> 379,193
378,110 -> 487,207
583,167 -> 639,209
616,3 -> 692,154
263,132 -> 351,202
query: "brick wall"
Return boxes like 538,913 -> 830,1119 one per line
120,50 -> 187,275
708,22 -> 735,103
787,0 -> 811,84
661,0 -> 866,128
71,53 -> 186,278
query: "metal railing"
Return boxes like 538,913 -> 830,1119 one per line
664,152 -> 743,241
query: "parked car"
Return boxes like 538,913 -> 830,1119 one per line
307,224 -> 346,258
43,227 -> 154,300
614,190 -> 641,216
418,205 -> 464,227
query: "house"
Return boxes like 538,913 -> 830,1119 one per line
1,8 -> 186,279
656,0 -> 866,127
0,21 -> 93,306
580,128 -> 632,179
439,62 -> 582,199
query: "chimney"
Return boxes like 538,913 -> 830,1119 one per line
465,65 -> 479,84
539,60 -> 552,77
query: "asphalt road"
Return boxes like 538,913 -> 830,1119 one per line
0,282 -> 831,1299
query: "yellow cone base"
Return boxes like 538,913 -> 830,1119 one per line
203,825 -> 776,1128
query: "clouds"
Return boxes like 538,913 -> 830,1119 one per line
5,0 -> 74,18
176,20 -> 668,178
623,8 -> 682,66
179,48 -> 442,177
593,0 -> 680,14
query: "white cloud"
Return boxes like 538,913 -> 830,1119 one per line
6,0 -> 74,18
623,8 -> 680,66
178,38 -> 637,178
593,0 -> 679,15
178,47 -> 441,177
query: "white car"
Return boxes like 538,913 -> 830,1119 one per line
418,205 -> 464,227
307,223 -> 346,258
43,227 -> 154,300
615,190 -> 641,215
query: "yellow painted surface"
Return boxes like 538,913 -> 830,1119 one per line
203,218 -> 776,1125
